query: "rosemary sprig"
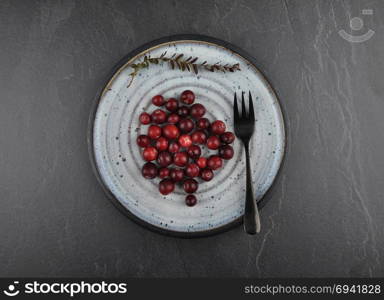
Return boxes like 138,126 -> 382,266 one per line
127,52 -> 241,87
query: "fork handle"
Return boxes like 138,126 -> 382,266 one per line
244,143 -> 261,234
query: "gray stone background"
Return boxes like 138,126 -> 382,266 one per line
1,0 -> 383,277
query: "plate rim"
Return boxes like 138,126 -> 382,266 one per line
87,34 -> 287,238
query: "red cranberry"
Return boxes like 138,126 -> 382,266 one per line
180,90 -> 195,105
196,118 -> 210,129
177,106 -> 190,117
159,179 -> 175,195
148,125 -> 162,139
178,118 -> 195,133
139,112 -> 151,125
152,95 -> 165,106
206,135 -> 221,150
190,103 -> 206,118
157,151 -> 173,167
191,130 -> 207,144
220,132 -> 235,144
185,194 -> 197,207
163,124 -> 180,139
155,137 -> 169,151
200,168 -> 214,181
151,109 -> 167,124
174,152 -> 189,167
185,163 -> 200,178
170,168 -> 184,182
187,145 -> 201,159
167,113 -> 180,124
165,98 -> 179,112
183,178 -> 198,193
196,157 -> 207,169
211,120 -> 226,135
159,167 -> 170,178
137,135 -> 151,147
168,141 -> 181,153
178,134 -> 192,148
141,162 -> 158,179
219,145 -> 234,160
207,155 -> 222,170
142,147 -> 158,161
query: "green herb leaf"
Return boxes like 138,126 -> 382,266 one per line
126,52 -> 240,87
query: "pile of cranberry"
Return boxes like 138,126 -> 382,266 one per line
136,90 -> 235,207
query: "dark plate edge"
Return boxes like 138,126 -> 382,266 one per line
87,34 -> 288,238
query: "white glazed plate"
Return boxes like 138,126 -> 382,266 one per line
89,35 -> 285,237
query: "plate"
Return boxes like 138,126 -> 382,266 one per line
88,35 -> 285,237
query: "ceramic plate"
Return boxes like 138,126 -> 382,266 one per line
88,35 -> 285,237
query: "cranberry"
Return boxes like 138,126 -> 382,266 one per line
165,98 -> 179,112
200,168 -> 214,181
207,155 -> 223,170
141,162 -> 158,179
152,95 -> 165,106
211,120 -> 226,135
187,145 -> 201,159
151,109 -> 167,124
178,134 -> 192,148
185,194 -> 197,207
157,151 -> 173,167
155,137 -> 169,151
185,163 -> 200,178
191,130 -> 207,144
177,106 -> 190,117
174,152 -> 189,167
220,132 -> 235,144
167,113 -> 180,124
168,141 -> 181,153
138,91 -> 234,196
137,135 -> 151,147
142,146 -> 158,161
206,135 -> 221,150
170,168 -> 184,182
178,118 -> 195,133
148,125 -> 162,139
219,145 -> 234,160
180,90 -> 195,105
159,179 -> 175,195
183,178 -> 198,193
162,124 -> 180,139
196,118 -> 210,129
196,157 -> 207,169
139,112 -> 151,125
159,167 -> 170,178
190,103 -> 206,118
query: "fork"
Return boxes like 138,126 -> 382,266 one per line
234,91 -> 261,234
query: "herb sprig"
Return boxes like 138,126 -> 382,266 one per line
127,52 -> 240,87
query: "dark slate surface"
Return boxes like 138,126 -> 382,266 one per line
0,0 -> 383,277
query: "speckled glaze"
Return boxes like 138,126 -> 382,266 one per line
92,38 -> 285,235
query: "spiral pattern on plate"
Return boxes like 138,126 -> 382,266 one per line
92,41 -> 285,233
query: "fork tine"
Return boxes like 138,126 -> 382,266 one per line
248,91 -> 255,121
234,93 -> 240,122
241,91 -> 247,118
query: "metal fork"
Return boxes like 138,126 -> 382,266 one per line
234,91 -> 261,234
